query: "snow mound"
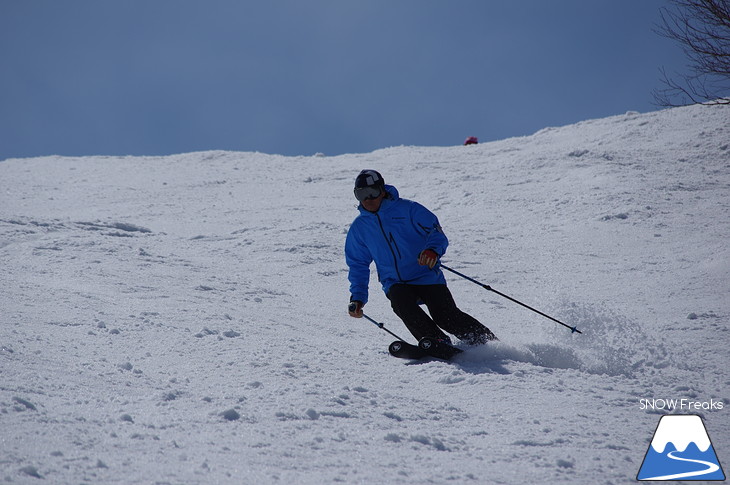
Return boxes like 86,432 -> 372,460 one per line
1,104 -> 728,484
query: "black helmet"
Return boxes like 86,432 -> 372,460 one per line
354,170 -> 384,202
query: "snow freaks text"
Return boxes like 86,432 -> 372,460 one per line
639,398 -> 724,411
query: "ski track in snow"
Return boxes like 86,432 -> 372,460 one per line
1,105 -> 728,484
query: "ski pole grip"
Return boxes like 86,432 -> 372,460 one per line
348,302 -> 357,313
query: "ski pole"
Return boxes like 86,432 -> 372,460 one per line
440,264 -> 582,334
349,303 -> 409,341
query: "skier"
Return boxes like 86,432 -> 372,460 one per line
345,169 -> 496,345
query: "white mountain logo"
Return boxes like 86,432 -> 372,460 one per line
637,414 -> 725,481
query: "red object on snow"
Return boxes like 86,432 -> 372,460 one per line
464,136 -> 478,145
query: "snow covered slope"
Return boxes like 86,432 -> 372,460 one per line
1,104 -> 728,484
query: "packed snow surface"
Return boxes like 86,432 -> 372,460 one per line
1,104 -> 728,484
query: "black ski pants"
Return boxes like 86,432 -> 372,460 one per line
387,283 -> 496,345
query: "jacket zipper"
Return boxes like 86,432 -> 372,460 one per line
375,213 -> 404,282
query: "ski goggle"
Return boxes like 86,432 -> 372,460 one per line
354,185 -> 382,202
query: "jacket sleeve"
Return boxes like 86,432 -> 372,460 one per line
412,203 -> 449,257
345,222 -> 373,304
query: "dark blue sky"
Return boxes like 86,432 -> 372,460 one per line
1,1 -> 690,160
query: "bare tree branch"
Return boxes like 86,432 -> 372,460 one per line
653,0 -> 730,106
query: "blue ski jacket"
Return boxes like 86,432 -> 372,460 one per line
345,185 -> 448,304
